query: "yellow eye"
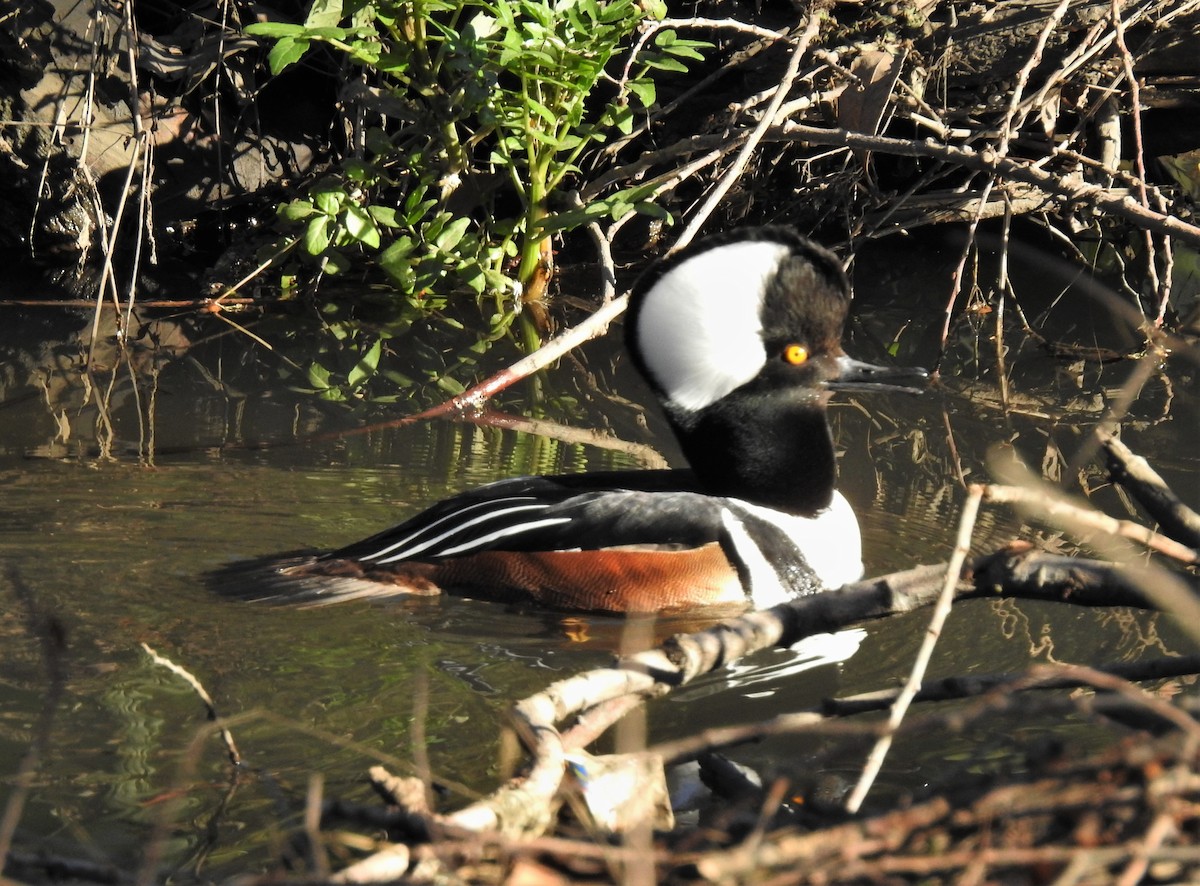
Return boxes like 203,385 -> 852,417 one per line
783,344 -> 808,365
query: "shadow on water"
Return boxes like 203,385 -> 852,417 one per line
0,229 -> 1196,878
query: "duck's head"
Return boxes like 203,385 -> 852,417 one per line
626,227 -> 927,513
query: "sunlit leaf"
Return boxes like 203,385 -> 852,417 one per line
344,204 -> 380,248
304,216 -> 331,255
368,205 -> 399,227
306,362 -> 332,389
279,199 -> 315,221
346,338 -> 383,387
305,0 -> 345,29
314,190 -> 341,215
436,375 -> 466,395
628,79 -> 655,108
322,249 -> 351,274
265,36 -> 310,74
244,22 -> 307,38
436,216 -> 472,252
467,11 -> 500,38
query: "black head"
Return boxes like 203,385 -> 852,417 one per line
625,227 -> 925,514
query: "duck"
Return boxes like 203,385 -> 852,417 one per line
224,227 -> 927,612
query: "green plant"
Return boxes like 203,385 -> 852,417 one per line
247,0 -> 707,351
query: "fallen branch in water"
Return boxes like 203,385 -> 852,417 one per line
1097,427 -> 1200,549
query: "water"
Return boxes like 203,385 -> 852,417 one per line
1,235 -> 1196,879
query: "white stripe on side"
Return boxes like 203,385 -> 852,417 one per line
720,507 -> 790,610
437,517 -> 574,556
360,497 -> 545,562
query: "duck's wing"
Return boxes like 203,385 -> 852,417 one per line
329,470 -> 724,563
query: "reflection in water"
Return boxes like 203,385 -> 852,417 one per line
672,629 -> 869,702
0,309 -> 191,462
0,234 -> 1197,879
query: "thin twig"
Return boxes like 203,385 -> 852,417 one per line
1096,427 -> 1200,548
671,14 -> 820,253
937,0 -> 1075,356
306,774 -> 331,879
982,485 -> 1198,565
843,484 -> 984,813
1110,0 -> 1161,316
141,642 -> 241,766
778,125 -> 1200,248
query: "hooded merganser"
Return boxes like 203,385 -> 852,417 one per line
229,228 -> 927,612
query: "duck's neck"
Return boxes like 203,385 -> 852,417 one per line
666,393 -> 837,517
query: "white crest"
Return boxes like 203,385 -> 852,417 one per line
635,240 -> 790,412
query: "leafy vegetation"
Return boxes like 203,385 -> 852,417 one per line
247,0 -> 707,398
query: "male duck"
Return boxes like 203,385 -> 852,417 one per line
229,227 -> 926,612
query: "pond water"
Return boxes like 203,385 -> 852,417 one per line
1,232 -> 1196,880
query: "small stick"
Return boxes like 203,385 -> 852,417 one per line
982,484 -> 1198,566
843,485 -> 984,813
937,0 -> 1071,356
672,14 -> 821,253
0,298 -> 256,309
1110,0 -> 1166,321
778,125 -> 1200,248
306,774 -> 331,879
1096,428 -> 1200,549
407,293 -> 630,423
140,643 -> 241,767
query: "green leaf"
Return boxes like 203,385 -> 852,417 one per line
367,205 -> 399,228
266,36 -> 310,74
321,250 -> 352,274
305,0 -> 345,28
364,128 -> 395,156
467,11 -> 500,39
642,55 -> 688,73
380,238 -> 417,288
304,216 -> 332,254
436,375 -> 466,395
612,103 -> 634,134
526,97 -> 559,128
380,368 -> 416,387
435,216 -> 471,252
306,362 -> 332,389
342,159 -> 375,182
344,204 -> 380,248
633,201 -> 673,222
610,201 -> 634,221
346,338 -> 383,387
314,190 -> 341,215
628,79 -> 655,108
641,0 -> 667,19
317,387 -> 348,402
302,26 -> 354,40
279,199 -> 315,221
244,22 -> 307,38
655,31 -> 709,61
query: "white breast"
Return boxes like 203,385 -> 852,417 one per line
725,492 -> 863,609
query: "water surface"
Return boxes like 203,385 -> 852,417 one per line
1,235 -> 1195,879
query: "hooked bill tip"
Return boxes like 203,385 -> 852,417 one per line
829,356 -> 930,395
